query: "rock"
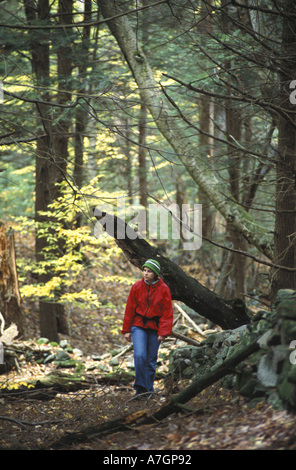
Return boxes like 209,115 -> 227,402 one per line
257,353 -> 278,387
0,324 -> 18,345
267,391 -> 283,410
167,289 -> 296,413
281,319 -> 296,345
258,330 -> 275,349
73,348 -> 83,356
109,357 -> 119,366
55,359 -> 77,368
275,289 -> 296,305
37,338 -> 49,345
44,353 -> 56,364
97,363 -> 109,372
237,369 -> 259,398
55,350 -> 71,361
92,354 -> 107,361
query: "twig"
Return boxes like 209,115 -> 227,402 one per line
0,415 -> 28,429
112,344 -> 133,360
174,303 -> 206,337
170,331 -> 201,347
0,415 -> 63,429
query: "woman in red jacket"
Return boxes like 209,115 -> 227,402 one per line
122,259 -> 173,398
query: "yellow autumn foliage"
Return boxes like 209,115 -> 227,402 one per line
0,381 -> 35,390
15,179 -> 128,311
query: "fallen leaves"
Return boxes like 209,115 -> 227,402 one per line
1,233 -> 296,450
1,359 -> 296,450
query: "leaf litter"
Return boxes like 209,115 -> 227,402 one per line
1,238 -> 296,450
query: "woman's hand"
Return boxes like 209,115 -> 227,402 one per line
158,335 -> 166,342
124,332 -> 132,342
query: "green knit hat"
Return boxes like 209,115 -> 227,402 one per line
142,259 -> 161,277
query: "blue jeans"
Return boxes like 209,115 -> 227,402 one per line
131,326 -> 160,393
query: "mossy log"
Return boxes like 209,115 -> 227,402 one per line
0,369 -> 139,400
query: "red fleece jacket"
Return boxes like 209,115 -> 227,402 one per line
121,278 -> 173,337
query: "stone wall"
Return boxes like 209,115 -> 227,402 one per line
169,289 -> 296,410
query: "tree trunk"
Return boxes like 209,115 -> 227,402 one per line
25,0 -> 72,340
124,118 -> 134,205
97,0 -> 273,260
138,2 -> 149,225
94,211 -> 250,330
198,96 -> 215,239
138,94 -> 148,211
0,225 -> 23,337
198,4 -> 216,240
73,0 -> 93,228
271,0 -> 296,299
221,1 -> 248,300
24,0 -> 59,341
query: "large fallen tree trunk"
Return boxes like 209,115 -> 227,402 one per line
94,211 -> 250,330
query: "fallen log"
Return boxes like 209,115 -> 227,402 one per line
0,369 -> 137,398
144,338 -> 260,423
0,370 -> 92,400
93,210 -> 250,330
47,336 -> 260,449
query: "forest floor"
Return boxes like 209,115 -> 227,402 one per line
1,352 -> 296,451
1,233 -> 296,451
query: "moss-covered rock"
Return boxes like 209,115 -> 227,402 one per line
168,289 -> 296,412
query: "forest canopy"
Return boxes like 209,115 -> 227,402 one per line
0,0 -> 296,341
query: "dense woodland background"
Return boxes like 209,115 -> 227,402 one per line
2,0 -> 296,340
1,0 -> 296,450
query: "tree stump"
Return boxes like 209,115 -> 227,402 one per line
0,224 -> 23,337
